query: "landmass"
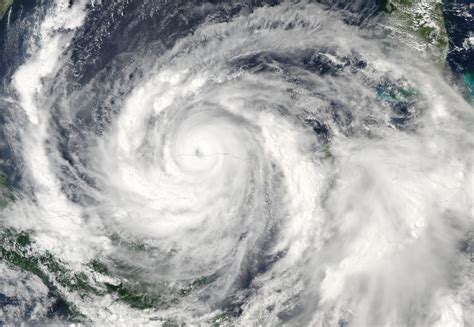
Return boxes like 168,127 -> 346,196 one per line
0,0 -> 13,20
381,0 -> 449,64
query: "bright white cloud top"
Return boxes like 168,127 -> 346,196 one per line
0,0 -> 473,325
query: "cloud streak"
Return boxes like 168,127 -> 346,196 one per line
1,1 -> 473,325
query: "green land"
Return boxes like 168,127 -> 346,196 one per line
0,0 -> 13,20
0,0 -> 470,323
0,173 -> 14,207
382,0 -> 448,63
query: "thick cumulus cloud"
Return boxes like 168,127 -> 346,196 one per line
1,0 -> 473,325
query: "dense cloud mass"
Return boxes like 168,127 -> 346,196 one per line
0,0 -> 473,325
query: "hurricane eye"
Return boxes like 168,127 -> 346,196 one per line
194,148 -> 203,157
1,0 -> 472,325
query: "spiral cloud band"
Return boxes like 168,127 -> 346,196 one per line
0,0 -> 473,325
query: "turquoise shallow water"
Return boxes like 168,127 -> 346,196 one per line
1,1 -> 473,325
464,72 -> 474,105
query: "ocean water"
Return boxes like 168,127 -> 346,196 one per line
0,1 -> 472,325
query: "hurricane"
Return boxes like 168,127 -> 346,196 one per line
0,0 -> 473,326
